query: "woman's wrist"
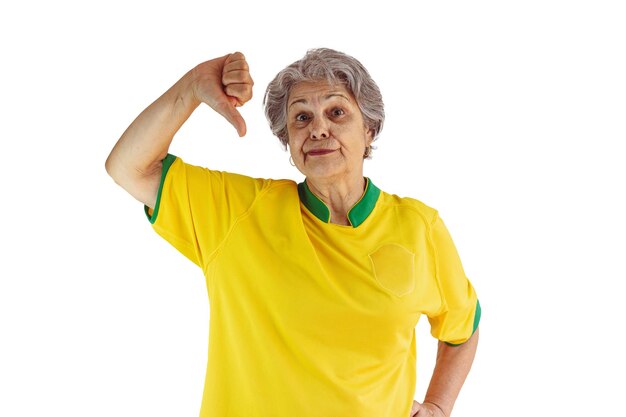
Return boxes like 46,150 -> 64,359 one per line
422,400 -> 447,417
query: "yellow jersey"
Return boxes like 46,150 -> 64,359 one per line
146,154 -> 480,417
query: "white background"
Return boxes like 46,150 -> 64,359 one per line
1,1 -> 625,415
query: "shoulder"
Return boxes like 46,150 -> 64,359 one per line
377,188 -> 439,226
170,155 -> 296,191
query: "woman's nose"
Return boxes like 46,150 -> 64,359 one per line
310,117 -> 329,140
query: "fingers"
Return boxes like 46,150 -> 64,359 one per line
224,83 -> 252,106
411,401 -> 435,417
222,52 -> 253,106
223,51 -> 249,73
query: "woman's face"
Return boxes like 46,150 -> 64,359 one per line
286,81 -> 373,182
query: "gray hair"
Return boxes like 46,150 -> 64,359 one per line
263,48 -> 385,154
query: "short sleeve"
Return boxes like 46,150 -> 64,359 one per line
426,213 -> 481,345
144,154 -> 269,268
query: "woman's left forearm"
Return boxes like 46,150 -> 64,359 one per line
423,328 -> 479,416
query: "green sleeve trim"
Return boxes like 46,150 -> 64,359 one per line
445,299 -> 481,347
144,153 -> 177,224
473,299 -> 482,332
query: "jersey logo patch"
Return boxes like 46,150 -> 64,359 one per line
369,244 -> 415,297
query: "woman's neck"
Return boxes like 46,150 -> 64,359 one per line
305,174 -> 366,226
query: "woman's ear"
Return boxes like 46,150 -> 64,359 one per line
365,127 -> 375,146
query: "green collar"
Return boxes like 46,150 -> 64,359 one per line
297,178 -> 381,227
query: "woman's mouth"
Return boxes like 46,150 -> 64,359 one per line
306,149 -> 337,156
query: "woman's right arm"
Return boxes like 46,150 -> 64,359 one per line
105,52 -> 253,208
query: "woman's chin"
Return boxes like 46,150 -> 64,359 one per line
304,167 -> 350,183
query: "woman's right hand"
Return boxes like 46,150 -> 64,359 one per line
106,52 -> 254,208
190,52 -> 254,137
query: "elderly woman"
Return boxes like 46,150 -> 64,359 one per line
106,48 -> 480,417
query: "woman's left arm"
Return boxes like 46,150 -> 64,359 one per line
411,328 -> 479,417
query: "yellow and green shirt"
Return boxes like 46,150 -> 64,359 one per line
146,154 -> 480,417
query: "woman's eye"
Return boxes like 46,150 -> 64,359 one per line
295,113 -> 309,122
331,108 -> 345,117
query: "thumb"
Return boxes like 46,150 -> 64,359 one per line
411,400 -> 420,417
212,96 -> 247,137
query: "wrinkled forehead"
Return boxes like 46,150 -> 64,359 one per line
287,80 -> 355,108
